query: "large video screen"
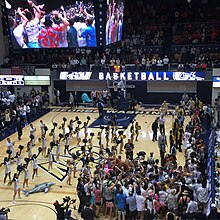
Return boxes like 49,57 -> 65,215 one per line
5,0 -> 97,49
106,0 -> 124,45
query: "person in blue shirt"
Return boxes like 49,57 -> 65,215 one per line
80,18 -> 97,47
67,18 -> 79,47
116,188 -> 127,220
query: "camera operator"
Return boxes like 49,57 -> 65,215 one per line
53,197 -> 76,220
124,139 -> 134,160
0,208 -> 9,220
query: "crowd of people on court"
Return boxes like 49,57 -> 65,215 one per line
0,89 -> 217,220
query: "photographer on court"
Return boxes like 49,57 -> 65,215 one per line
0,208 -> 9,220
53,197 -> 76,220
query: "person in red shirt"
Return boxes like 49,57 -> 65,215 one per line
38,11 -> 69,48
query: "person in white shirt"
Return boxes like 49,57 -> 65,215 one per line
6,138 -> 15,159
41,134 -> 47,156
64,133 -> 70,155
30,124 -> 36,145
74,19 -> 87,47
158,114 -> 166,134
163,55 -> 169,70
40,120 -> 45,136
184,130 -> 192,155
12,173 -> 21,203
157,57 -> 163,67
186,196 -> 198,219
136,189 -> 146,220
32,154 -> 39,181
47,148 -> 53,171
116,58 -> 121,65
110,58 -> 116,67
56,140 -> 61,161
2,157 -> 11,186
24,0 -> 41,48
8,9 -> 28,48
23,163 -> 29,189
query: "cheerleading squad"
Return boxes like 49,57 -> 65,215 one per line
0,114 -> 141,205
9,1 -> 97,49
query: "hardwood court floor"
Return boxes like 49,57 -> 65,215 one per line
0,110 -> 188,220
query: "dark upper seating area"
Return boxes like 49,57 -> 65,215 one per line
3,0 -> 220,69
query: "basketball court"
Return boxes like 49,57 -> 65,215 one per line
0,108 -> 187,219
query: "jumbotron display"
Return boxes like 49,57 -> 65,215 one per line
106,0 -> 124,45
5,0 -> 97,48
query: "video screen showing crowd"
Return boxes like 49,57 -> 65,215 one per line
106,0 -> 124,45
6,0 -> 97,49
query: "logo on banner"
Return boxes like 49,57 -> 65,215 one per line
0,75 -> 24,85
172,72 -> 204,81
60,71 -> 92,80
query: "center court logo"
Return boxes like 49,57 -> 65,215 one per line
38,145 -> 100,182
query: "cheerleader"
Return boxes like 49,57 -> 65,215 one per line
15,152 -> 22,166
64,133 -> 70,155
27,142 -> 33,159
68,119 -> 74,137
12,173 -> 21,203
23,164 -> 29,189
50,129 -> 56,143
62,123 -> 66,137
66,160 -> 73,185
75,127 -> 81,147
1,157 -> 11,186
88,138 -> 93,151
56,140 -> 61,161
41,135 -> 47,157
32,154 -> 39,181
82,122 -> 88,139
30,124 -> 36,145
48,148 -> 54,171
6,138 -> 15,160
73,159 -> 77,178
40,120 -> 45,136
105,126 -> 110,146
135,121 -> 141,141
97,131 -> 102,147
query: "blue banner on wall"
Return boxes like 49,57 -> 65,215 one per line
60,71 -> 205,81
